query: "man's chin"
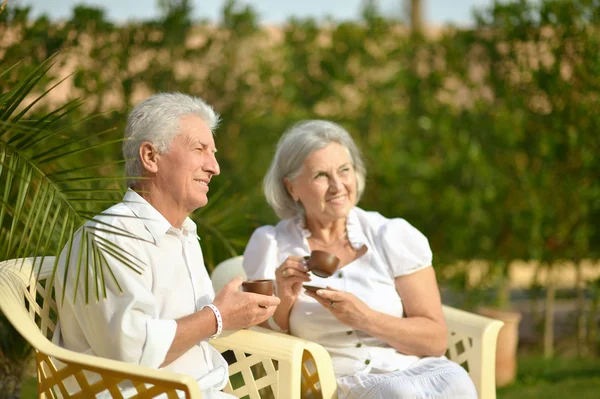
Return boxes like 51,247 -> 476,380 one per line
191,197 -> 209,211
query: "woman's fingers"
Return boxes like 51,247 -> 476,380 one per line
305,290 -> 336,307
315,288 -> 343,302
276,256 -> 309,278
279,267 -> 311,280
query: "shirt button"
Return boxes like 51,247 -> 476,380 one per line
356,343 -> 362,348
364,359 -> 371,365
338,272 -> 343,278
346,331 -> 353,335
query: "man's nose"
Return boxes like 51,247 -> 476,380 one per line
205,153 -> 220,176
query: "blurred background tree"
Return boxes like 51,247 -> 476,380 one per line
2,0 -> 600,395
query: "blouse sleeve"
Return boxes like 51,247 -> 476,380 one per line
243,225 -> 280,280
378,218 -> 433,277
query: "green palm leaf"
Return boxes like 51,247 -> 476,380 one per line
0,56 -> 141,304
0,55 -> 251,304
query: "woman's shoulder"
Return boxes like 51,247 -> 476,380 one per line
354,207 -> 432,274
250,217 -> 298,238
247,217 -> 304,248
352,207 -> 427,242
352,207 -> 410,230
352,207 -> 389,229
244,218 -> 303,278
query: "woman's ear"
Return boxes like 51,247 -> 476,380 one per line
283,177 -> 299,202
139,142 -> 159,174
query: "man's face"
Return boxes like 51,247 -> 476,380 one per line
155,115 -> 220,213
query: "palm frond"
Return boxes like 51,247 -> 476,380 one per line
0,58 -> 138,303
1,55 -> 250,301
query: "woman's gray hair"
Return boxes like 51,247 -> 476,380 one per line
123,92 -> 220,187
264,120 -> 366,220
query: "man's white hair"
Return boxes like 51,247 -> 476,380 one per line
123,92 -> 220,187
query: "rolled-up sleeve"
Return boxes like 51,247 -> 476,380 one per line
57,228 -> 177,368
242,225 -> 279,280
378,218 -> 433,277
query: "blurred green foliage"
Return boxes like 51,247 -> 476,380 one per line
1,0 -> 598,302
0,2 -> 599,395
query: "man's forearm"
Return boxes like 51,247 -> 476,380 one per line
160,307 -> 218,367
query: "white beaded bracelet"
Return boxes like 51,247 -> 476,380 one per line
202,304 -> 223,339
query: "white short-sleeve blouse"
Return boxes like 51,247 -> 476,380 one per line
243,207 -> 435,378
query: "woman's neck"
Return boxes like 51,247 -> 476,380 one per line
305,216 -> 347,247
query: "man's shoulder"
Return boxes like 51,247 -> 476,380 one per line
84,201 -> 146,236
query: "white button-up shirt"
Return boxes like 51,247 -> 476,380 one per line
53,189 -> 227,387
243,207 -> 436,379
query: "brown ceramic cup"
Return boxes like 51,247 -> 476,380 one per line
241,279 -> 274,296
306,250 -> 341,278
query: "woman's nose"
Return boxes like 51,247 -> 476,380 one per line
329,176 -> 342,191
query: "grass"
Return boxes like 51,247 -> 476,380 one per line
498,355 -> 600,399
21,376 -> 37,399
20,355 -> 600,398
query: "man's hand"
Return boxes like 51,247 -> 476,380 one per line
212,277 -> 280,330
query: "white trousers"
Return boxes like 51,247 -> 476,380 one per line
336,357 -> 478,399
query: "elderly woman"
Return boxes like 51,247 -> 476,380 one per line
243,120 -> 477,399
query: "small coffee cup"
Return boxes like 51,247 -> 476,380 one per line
241,279 -> 274,296
306,250 -> 341,278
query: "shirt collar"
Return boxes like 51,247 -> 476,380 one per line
293,207 -> 366,251
122,189 -> 199,243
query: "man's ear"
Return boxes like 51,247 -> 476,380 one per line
283,177 -> 298,202
139,142 -> 159,174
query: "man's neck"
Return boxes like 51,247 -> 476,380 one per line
131,184 -> 187,229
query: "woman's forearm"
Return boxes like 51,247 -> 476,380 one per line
272,295 -> 295,331
360,311 -> 448,357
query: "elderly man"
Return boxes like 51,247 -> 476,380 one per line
53,93 -> 279,398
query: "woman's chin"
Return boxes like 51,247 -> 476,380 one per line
325,205 -> 352,219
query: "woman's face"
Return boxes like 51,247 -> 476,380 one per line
286,142 -> 357,224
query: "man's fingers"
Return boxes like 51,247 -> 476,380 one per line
256,302 -> 277,317
226,276 -> 243,289
256,308 -> 275,324
247,292 -> 280,307
259,296 -> 281,307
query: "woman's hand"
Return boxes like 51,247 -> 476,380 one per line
274,256 -> 311,301
305,287 -> 374,330
270,256 -> 311,331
